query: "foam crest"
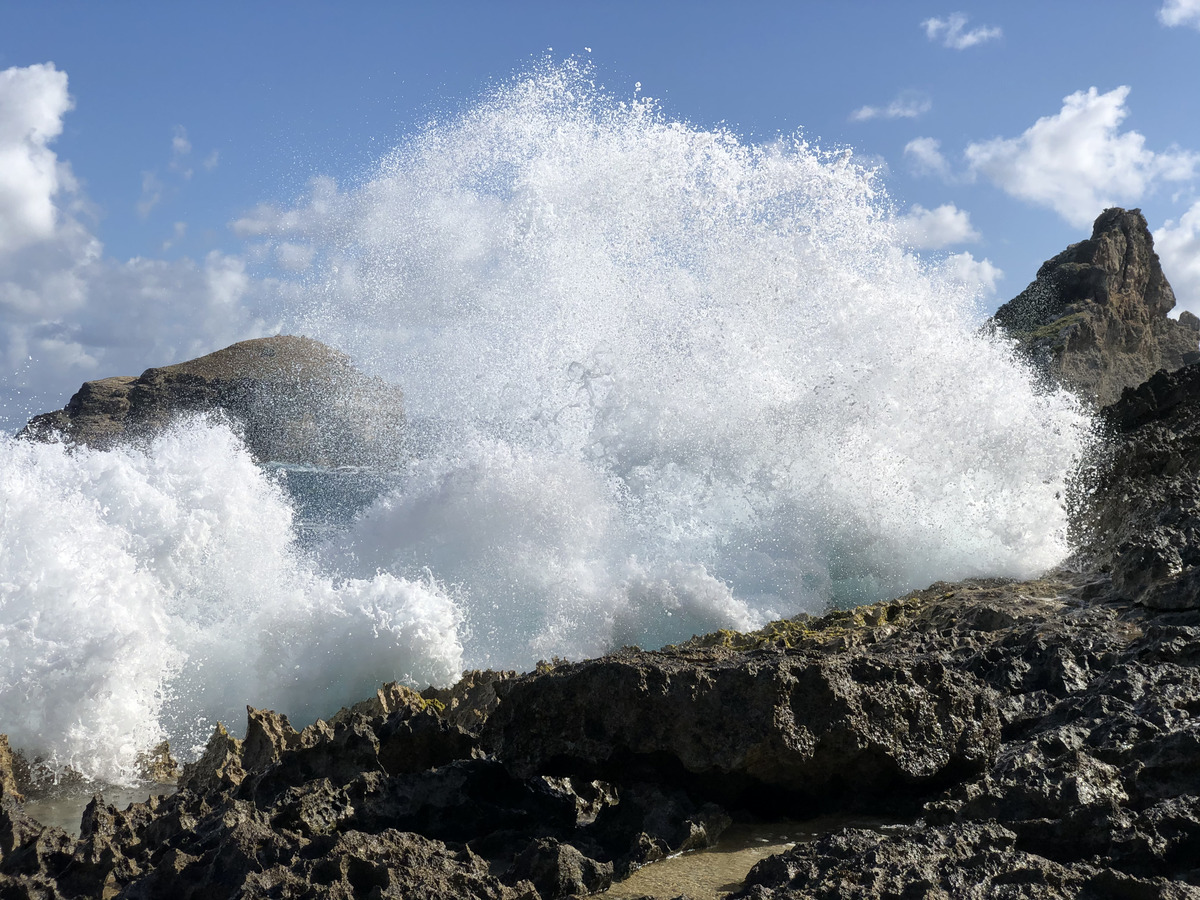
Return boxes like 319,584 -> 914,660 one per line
0,421 -> 462,782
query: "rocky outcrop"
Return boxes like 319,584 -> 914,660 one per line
0,681 -> 728,898
484,646 -> 998,803
716,572 -> 1200,898
0,736 -> 23,804
734,821 -> 1200,899
992,207 -> 1200,406
1073,363 -> 1200,610
19,335 -> 406,468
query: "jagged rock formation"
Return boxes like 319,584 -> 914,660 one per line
19,335 -> 406,468
725,586 -> 1200,899
484,643 -> 998,802
1072,363 -> 1200,610
992,207 -> 1200,406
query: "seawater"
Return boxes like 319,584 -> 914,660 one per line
0,61 -> 1093,784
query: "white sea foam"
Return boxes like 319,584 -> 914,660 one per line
0,421 -> 462,783
1,61 -> 1094,780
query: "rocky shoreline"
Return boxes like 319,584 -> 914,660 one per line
4,208 -> 1200,898
3,564 -> 1199,898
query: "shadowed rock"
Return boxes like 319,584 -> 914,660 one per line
1075,363 -> 1200,610
992,207 -> 1200,406
19,335 -> 406,467
483,647 -> 999,804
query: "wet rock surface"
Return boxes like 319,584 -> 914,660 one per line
992,207 -> 1200,407
19,335 -> 406,468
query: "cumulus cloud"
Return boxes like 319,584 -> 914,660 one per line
939,251 -> 1003,297
894,203 -> 980,249
1159,0 -> 1200,28
851,91 -> 931,122
965,86 -> 1199,228
904,137 -> 952,179
1156,201 -> 1200,315
923,13 -> 1002,49
0,63 -> 73,254
0,63 -> 279,429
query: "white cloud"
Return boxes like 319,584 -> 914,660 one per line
895,203 -> 980,249
923,13 -> 1002,49
0,63 -> 73,254
0,63 -> 280,429
232,176 -> 346,239
171,126 -> 191,157
1156,201 -> 1200,315
137,171 -> 163,218
170,125 -> 193,179
965,86 -> 1200,228
1160,0 -> 1200,28
940,251 -> 1003,297
138,126 -> 216,218
162,221 -> 187,251
904,137 -> 952,179
851,91 -> 931,122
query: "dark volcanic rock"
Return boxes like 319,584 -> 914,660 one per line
1078,363 -> 1200,609
506,837 -> 613,899
484,647 -> 998,805
992,207 -> 1200,406
732,821 -> 1200,900
19,335 -> 406,467
715,576 -> 1200,897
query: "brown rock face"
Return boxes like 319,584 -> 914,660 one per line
19,335 -> 405,467
0,735 -> 24,804
992,207 -> 1200,406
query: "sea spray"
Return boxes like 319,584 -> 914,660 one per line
1,60 -> 1096,781
289,61 -> 1094,663
0,420 -> 462,783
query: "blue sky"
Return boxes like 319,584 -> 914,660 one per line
3,1 -> 1200,425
